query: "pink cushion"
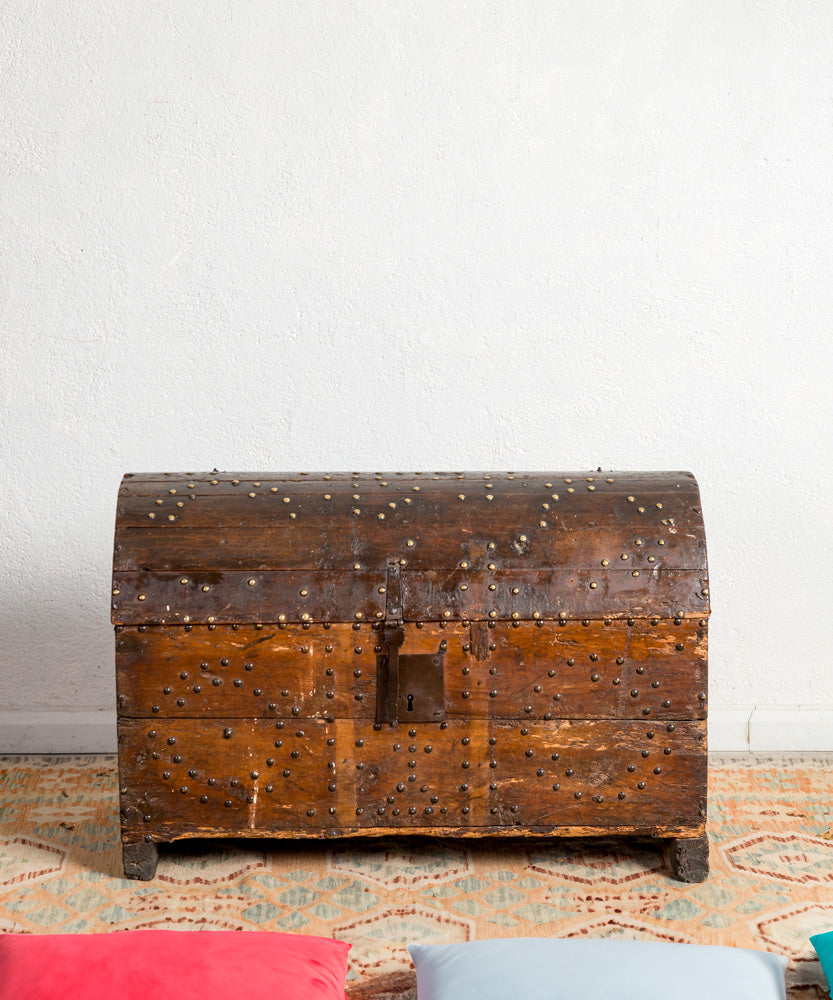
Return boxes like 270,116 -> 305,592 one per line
0,930 -> 350,1000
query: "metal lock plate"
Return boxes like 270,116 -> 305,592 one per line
397,652 -> 445,722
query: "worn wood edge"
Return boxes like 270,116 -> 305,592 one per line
126,823 -> 707,843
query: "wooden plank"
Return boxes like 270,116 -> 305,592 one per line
112,566 -> 708,625
400,568 -> 708,622
119,470 -> 701,496
115,620 -> 706,722
117,717 -> 706,840
115,486 -> 701,532
116,624 -> 378,720
112,570 -> 387,625
113,514 -> 705,572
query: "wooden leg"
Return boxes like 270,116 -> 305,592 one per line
668,834 -> 709,883
123,840 -> 158,880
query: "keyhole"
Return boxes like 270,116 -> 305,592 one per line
406,694 -> 415,712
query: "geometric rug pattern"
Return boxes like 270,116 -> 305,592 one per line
1,754 -> 832,998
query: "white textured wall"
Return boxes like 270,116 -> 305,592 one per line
2,2 -> 833,746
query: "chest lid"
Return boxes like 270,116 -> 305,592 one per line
111,471 -> 709,626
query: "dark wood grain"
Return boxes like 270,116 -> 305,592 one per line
111,567 -> 708,625
113,517 -> 705,573
118,717 -> 706,840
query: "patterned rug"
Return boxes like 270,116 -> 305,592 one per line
1,754 -> 832,998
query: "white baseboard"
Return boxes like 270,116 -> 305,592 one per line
0,707 -> 831,754
0,710 -> 117,754
747,704 -> 833,752
707,707 -> 753,752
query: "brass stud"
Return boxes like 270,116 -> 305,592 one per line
511,587 -> 519,595
486,494 -> 494,501
551,493 -> 560,500
155,499 -> 163,506
403,497 -> 412,504
634,538 -> 643,546
283,497 -> 291,503
138,594 -> 146,601
168,489 -> 177,495
656,502 -> 663,509
211,479 -> 218,485
627,496 -> 635,502
488,583 -> 496,591
632,570 -> 640,577
590,582 -> 598,589
182,615 -> 190,623
353,563 -> 361,570
601,559 -> 609,567
323,494 -> 331,500
112,588 -> 120,595
406,539 -> 415,547
587,485 -> 595,491
202,585 -> 210,592
647,555 -> 655,563
539,520 -> 548,528
638,505 -> 646,512
488,610 -> 497,619
488,562 -> 496,570
443,610 -> 452,619
511,612 -> 519,620
388,501 -> 396,509
355,612 -> 363,619
301,613 -> 311,622
248,578 -> 257,586
532,611 -> 541,619
658,539 -> 666,546
248,492 -> 256,498
460,583 -> 468,591
412,486 -> 420,491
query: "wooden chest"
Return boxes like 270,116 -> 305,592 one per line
112,471 -> 710,881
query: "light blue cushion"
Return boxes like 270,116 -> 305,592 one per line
408,938 -> 787,1000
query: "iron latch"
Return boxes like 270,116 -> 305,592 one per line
375,562 -> 445,725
